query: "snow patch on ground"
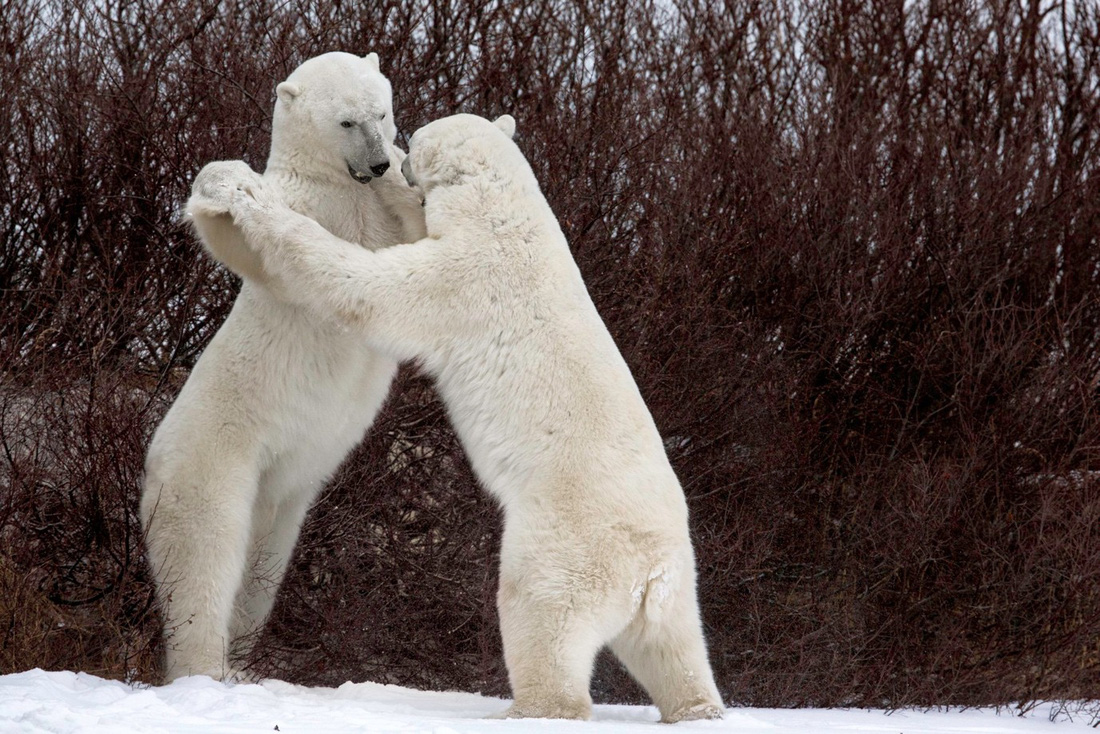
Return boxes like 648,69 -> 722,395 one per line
0,668 -> 1095,733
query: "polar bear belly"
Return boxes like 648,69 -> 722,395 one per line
243,295 -> 397,505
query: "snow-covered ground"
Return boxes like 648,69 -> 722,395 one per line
1,668 -> 1095,733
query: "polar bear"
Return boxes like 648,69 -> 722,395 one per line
140,51 -> 425,682
187,113 -> 724,722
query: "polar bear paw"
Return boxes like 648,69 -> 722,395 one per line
662,701 -> 725,723
189,160 -> 266,219
490,700 -> 592,721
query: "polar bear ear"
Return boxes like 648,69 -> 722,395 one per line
276,81 -> 302,104
363,52 -> 380,72
493,114 -> 516,139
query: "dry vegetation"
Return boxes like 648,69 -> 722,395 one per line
2,0 -> 1099,711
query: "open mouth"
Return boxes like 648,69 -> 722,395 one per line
348,164 -> 372,184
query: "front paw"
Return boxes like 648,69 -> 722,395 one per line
188,161 -> 263,218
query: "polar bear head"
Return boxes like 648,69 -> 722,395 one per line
271,51 -> 398,183
401,113 -> 520,195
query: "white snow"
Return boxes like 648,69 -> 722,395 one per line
0,668 -> 1095,733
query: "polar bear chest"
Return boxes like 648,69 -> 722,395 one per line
219,172 -> 404,481
274,174 -> 405,250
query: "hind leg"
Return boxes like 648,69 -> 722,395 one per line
609,573 -> 724,722
494,522 -> 641,721
228,491 -> 314,660
495,571 -> 610,720
142,457 -> 260,682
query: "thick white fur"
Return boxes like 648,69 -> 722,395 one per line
190,113 -> 723,722
141,52 -> 425,682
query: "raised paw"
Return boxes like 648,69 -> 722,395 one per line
189,160 -> 264,218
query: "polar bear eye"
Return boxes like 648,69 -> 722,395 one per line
340,120 -> 354,128
379,113 -> 386,120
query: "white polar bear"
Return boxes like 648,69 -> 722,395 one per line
141,51 -> 425,682
189,113 -> 724,722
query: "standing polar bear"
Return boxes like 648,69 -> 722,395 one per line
141,52 -> 425,682
190,113 -> 724,722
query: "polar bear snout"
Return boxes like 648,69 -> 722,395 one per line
347,159 -> 389,184
345,129 -> 391,184
400,156 -> 417,186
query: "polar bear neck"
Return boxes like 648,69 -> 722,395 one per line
426,176 -> 560,245
266,136 -> 351,187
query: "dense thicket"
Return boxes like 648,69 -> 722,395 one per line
2,0 -> 1099,712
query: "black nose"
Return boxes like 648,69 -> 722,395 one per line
370,161 -> 390,177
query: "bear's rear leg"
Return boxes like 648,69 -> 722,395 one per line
495,574 -> 615,720
142,461 -> 260,682
229,491 -> 314,664
609,588 -> 724,723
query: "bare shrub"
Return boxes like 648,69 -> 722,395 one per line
1,0 -> 1098,711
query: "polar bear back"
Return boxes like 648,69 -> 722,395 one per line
401,116 -> 689,529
